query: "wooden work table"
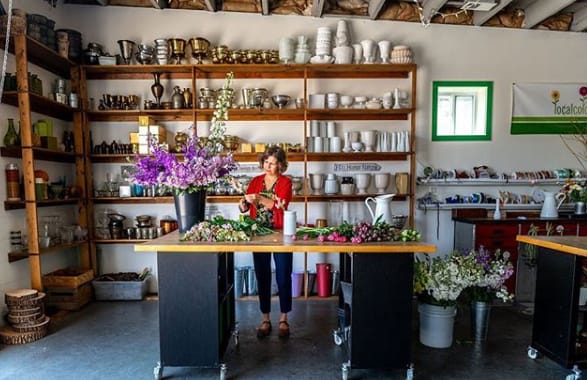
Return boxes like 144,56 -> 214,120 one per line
515,235 -> 587,374
135,231 -> 436,253
136,232 -> 436,380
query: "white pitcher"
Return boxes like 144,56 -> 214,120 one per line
540,191 -> 566,218
365,193 -> 395,224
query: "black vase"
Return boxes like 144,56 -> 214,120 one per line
173,190 -> 206,233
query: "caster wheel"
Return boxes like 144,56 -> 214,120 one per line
333,330 -> 343,346
406,364 -> 414,380
233,329 -> 240,347
527,347 -> 538,360
341,361 -> 350,380
153,362 -> 163,380
220,363 -> 227,380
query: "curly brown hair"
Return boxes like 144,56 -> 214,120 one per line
259,145 -> 288,173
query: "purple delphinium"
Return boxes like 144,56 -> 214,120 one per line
131,127 -> 237,195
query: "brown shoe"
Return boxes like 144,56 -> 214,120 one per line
257,321 -> 272,338
278,321 -> 290,338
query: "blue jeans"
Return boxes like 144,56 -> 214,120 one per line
253,252 -> 293,314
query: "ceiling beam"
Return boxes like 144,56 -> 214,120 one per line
571,5 -> 587,31
473,0 -> 513,26
523,0 -> 576,29
421,0 -> 449,23
368,0 -> 387,20
311,0 -> 326,17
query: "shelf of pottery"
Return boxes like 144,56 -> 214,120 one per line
416,166 -> 584,211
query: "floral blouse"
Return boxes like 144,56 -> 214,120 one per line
245,174 -> 292,229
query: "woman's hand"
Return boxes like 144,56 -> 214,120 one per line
238,197 -> 250,213
244,193 -> 272,209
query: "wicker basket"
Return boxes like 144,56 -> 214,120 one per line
0,14 -> 26,35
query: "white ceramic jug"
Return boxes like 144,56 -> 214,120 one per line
365,193 -> 395,224
540,191 -> 566,218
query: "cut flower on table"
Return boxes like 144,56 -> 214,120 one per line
294,217 -> 421,244
181,215 -> 274,242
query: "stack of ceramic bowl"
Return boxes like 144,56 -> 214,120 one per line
326,93 -> 339,109
315,27 -> 332,58
154,38 -> 169,65
390,45 -> 414,64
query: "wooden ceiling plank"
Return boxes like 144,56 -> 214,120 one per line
311,0 -> 326,17
421,0 -> 449,22
570,4 -> 587,31
368,0 -> 387,20
473,0 -> 514,26
523,0 -> 576,29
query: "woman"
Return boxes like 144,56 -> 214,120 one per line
238,146 -> 293,338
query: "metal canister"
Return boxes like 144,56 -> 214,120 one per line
5,163 -> 20,201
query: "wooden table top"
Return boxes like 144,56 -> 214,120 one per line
135,231 -> 437,254
516,235 -> 587,258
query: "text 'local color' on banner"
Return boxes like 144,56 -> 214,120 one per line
511,83 -> 587,134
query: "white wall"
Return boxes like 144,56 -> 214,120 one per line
1,0 -> 586,299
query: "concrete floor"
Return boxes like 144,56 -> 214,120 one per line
0,299 -> 578,380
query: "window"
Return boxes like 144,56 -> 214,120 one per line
432,81 -> 493,141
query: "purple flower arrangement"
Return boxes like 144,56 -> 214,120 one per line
132,129 -> 237,195
132,72 -> 238,195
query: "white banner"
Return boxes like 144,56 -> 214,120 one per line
511,83 -> 587,134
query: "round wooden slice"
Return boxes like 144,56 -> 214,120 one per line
7,292 -> 46,307
12,315 -> 50,333
6,306 -> 41,317
7,312 -> 44,326
5,289 -> 38,305
0,325 -> 48,345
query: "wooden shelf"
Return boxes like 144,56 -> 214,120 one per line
4,198 -> 81,210
8,240 -> 88,262
83,63 -> 416,80
87,109 -> 192,122
417,178 -> 573,186
1,146 -> 78,162
306,152 -> 409,161
93,239 -> 149,244
308,108 -> 412,121
90,194 -> 407,204
84,64 -> 192,79
90,152 -> 306,163
1,91 -> 76,121
0,34 -> 76,78
197,108 -> 304,121
8,250 -> 29,263
92,196 -> 173,204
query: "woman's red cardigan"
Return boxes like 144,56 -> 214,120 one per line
246,174 -> 292,229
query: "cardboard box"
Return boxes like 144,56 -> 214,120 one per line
240,143 -> 252,153
129,132 -> 139,144
138,134 -> 166,145
138,125 -> 166,136
138,116 -> 155,126
40,136 -> 58,150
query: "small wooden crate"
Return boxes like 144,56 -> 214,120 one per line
45,282 -> 93,311
42,268 -> 94,289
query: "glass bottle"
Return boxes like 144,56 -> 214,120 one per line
3,118 -> 18,147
